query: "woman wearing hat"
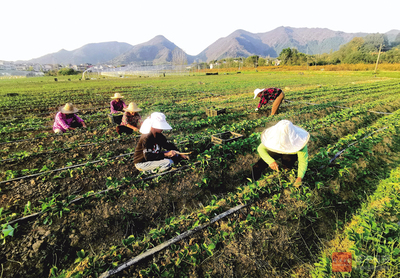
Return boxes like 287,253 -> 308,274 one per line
110,93 -> 127,125
133,112 -> 188,173
116,102 -> 142,135
53,103 -> 86,134
110,93 -> 127,114
254,87 -> 285,115
252,120 -> 309,186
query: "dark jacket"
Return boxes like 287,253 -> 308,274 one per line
133,132 -> 178,164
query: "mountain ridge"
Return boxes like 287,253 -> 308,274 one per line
18,27 -> 400,65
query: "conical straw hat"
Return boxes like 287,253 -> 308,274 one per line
261,120 -> 309,154
111,93 -> 124,99
59,103 -> 79,114
139,112 -> 172,134
123,102 -> 142,113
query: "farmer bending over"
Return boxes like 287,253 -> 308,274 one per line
116,102 -> 142,135
252,120 -> 309,187
53,103 -> 86,134
254,87 -> 285,115
134,112 -> 188,173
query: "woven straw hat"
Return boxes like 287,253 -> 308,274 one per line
254,88 -> 265,99
139,112 -> 172,134
261,120 -> 309,154
124,102 -> 142,113
111,93 -> 124,99
60,103 -> 79,114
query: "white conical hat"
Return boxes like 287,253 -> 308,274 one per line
139,112 -> 172,134
254,88 -> 265,99
261,120 -> 309,154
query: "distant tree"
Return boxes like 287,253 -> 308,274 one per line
258,57 -> 266,66
331,37 -> 365,63
391,33 -> 400,47
245,55 -> 259,67
279,48 -> 293,64
361,33 -> 388,52
343,51 -> 374,64
58,68 -> 76,76
381,48 -> 400,63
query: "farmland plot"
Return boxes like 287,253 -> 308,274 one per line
1,71 -> 400,277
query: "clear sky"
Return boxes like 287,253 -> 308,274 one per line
1,0 -> 398,61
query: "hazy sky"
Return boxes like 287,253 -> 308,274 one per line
2,0 -> 398,61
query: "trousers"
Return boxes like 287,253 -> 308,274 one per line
270,92 -> 285,115
116,125 -> 133,135
135,158 -> 174,173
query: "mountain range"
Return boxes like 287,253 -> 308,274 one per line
23,26 -> 400,65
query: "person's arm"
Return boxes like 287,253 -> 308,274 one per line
126,124 -> 138,131
159,134 -> 189,159
257,95 -> 263,109
297,145 -> 308,179
122,100 -> 127,108
257,143 -> 275,165
74,114 -> 86,128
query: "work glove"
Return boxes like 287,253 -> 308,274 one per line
255,108 -> 259,112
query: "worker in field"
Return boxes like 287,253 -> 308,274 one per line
53,103 -> 86,134
116,102 -> 142,135
110,92 -> 127,125
110,93 -> 127,113
253,87 -> 285,115
252,120 -> 309,187
134,112 -> 189,173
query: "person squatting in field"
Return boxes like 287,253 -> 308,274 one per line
253,87 -> 285,115
110,93 -> 127,114
133,112 -> 189,173
116,102 -> 142,135
110,93 -> 128,125
53,103 -> 86,134
252,120 -> 309,187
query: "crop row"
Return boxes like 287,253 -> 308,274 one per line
48,107 -> 400,277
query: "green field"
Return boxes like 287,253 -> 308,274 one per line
1,70 -> 400,277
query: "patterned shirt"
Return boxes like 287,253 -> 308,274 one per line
121,112 -> 141,127
257,88 -> 282,109
53,112 -> 84,132
110,100 -> 127,114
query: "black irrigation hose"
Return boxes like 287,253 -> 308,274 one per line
99,202 -> 248,278
0,136 -> 139,163
317,126 -> 388,170
0,106 -> 109,120
0,136 -> 190,182
0,123 -> 114,145
7,162 -> 199,226
0,152 -> 135,185
0,118 -> 112,136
